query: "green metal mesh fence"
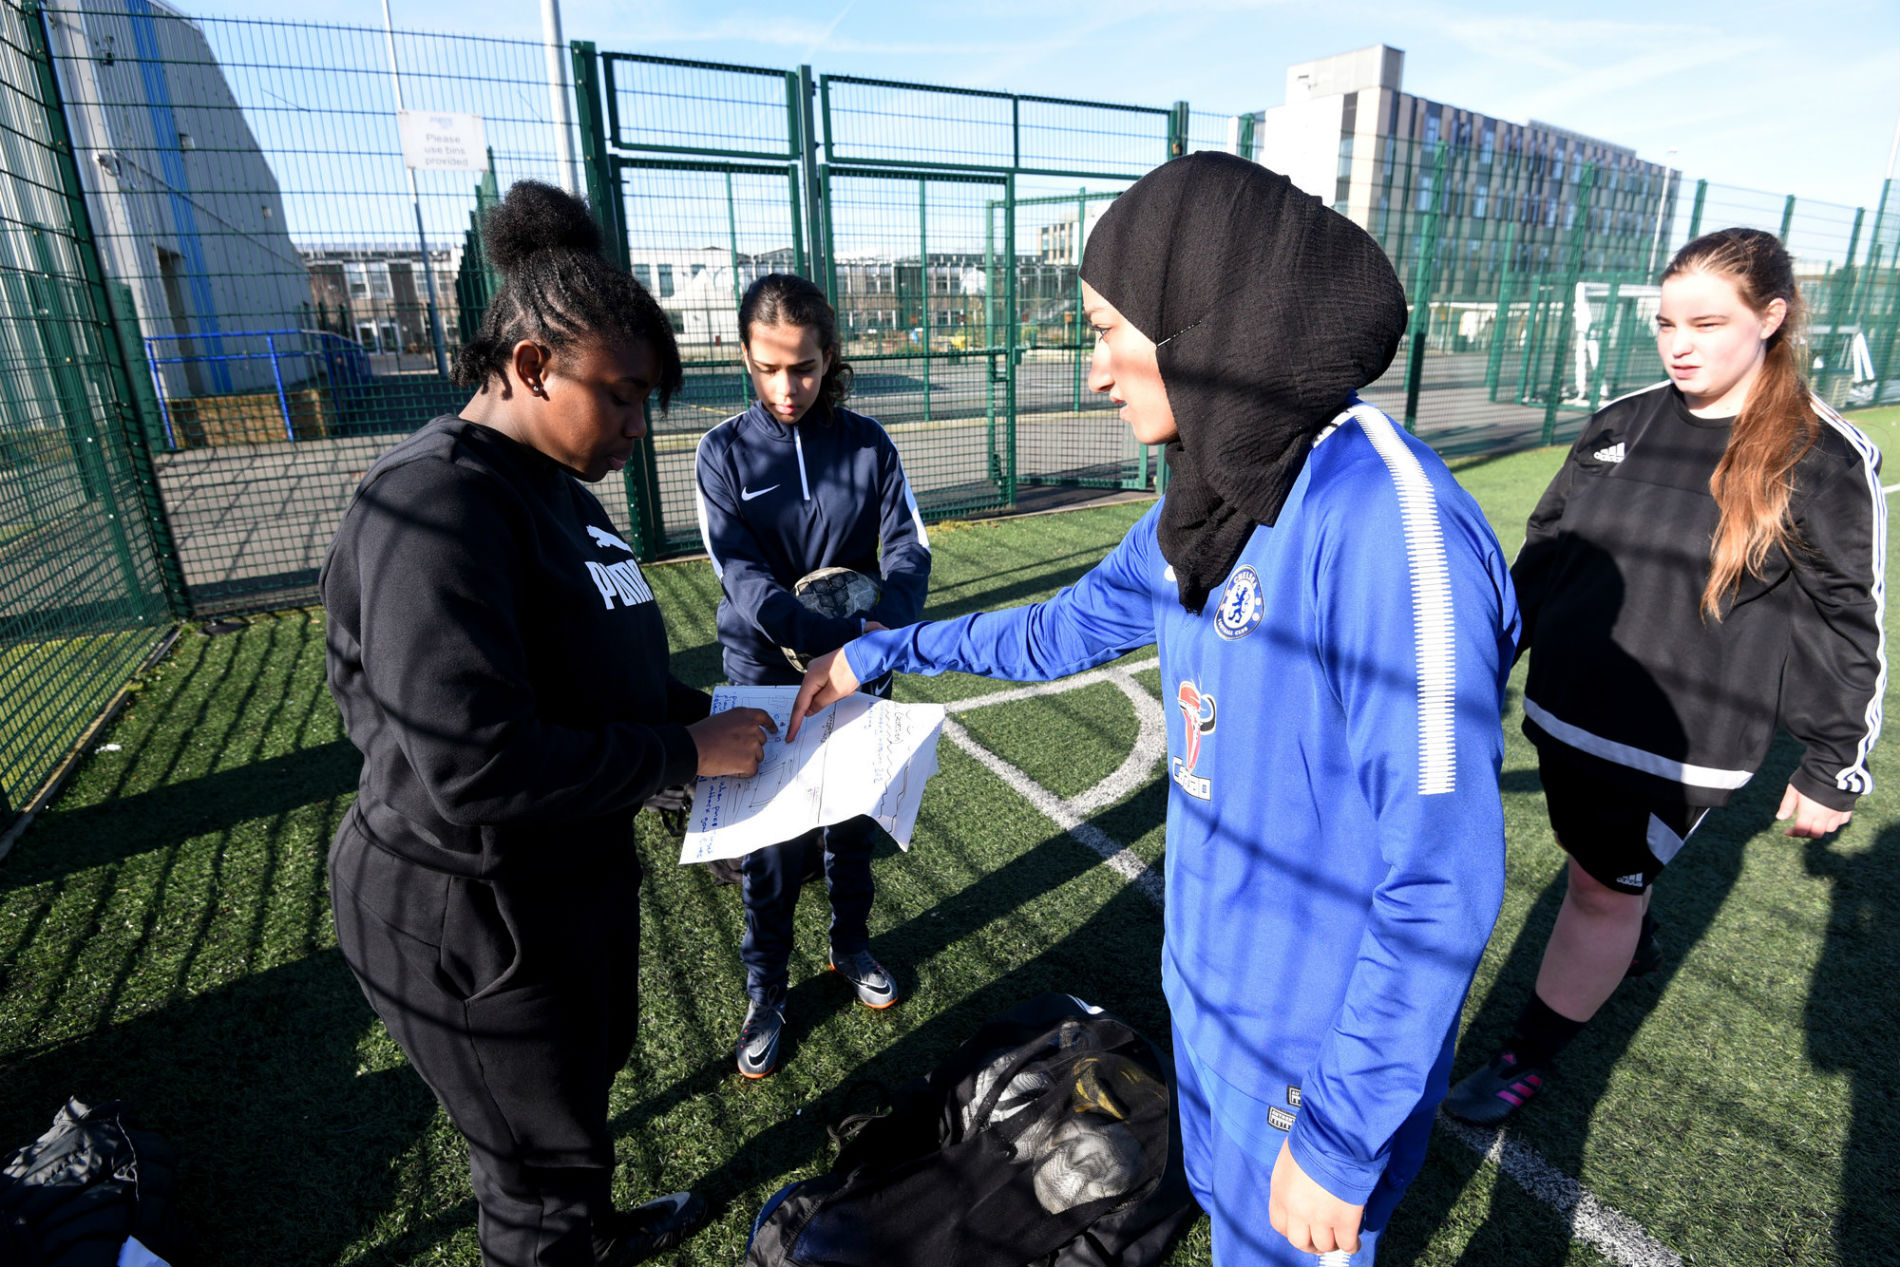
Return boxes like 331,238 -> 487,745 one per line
816,76 -> 1178,508
1,0 -> 176,822
43,8 -> 580,613
1335,137 -> 1900,459
7,9 -> 1898,818
8,9 -> 1898,643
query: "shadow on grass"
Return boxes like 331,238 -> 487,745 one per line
619,797 -> 1173,1228
1803,822 -> 1899,1262
1387,739 -> 1792,1264
0,947 -> 441,1267
0,740 -> 361,892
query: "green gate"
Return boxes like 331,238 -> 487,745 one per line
818,166 -> 1014,518
815,75 -> 1182,502
573,46 -> 814,558
573,45 -> 1201,558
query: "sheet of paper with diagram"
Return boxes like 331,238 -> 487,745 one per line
679,685 -> 947,865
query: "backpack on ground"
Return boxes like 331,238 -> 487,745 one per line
0,1098 -> 187,1267
746,993 -> 1196,1267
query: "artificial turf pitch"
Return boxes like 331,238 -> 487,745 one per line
1,410 -> 1897,1266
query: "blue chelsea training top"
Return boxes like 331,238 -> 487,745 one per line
845,400 -> 1520,1203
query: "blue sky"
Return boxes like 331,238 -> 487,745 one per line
218,0 -> 1898,213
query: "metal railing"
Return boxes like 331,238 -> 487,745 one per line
143,327 -> 371,448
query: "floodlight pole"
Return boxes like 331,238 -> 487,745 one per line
541,0 -> 579,195
1646,148 -> 1678,279
381,0 -> 452,378
1887,84 -> 1900,183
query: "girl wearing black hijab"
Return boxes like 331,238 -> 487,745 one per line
789,153 -> 1521,1263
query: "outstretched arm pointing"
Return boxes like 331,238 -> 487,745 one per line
787,649 -> 861,741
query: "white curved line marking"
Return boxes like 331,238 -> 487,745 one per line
940,655 -> 1682,1267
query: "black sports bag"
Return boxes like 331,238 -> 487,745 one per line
0,1098 -> 187,1267
746,994 -> 1195,1267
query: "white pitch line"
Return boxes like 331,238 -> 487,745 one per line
1882,481 -> 1900,494
1436,1115 -> 1683,1267
944,660 -> 1683,1267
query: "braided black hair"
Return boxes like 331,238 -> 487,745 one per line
739,273 -> 853,415
453,180 -> 683,407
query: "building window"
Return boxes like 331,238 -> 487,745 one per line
344,261 -> 393,301
1336,91 -> 1358,210
1480,122 -> 1496,165
658,264 -> 675,297
634,263 -> 652,290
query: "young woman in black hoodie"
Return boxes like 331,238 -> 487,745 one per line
1445,228 -> 1885,1124
321,181 -> 775,1267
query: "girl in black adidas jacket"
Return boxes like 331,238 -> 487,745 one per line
1446,228 -> 1885,1125
321,182 -> 774,1267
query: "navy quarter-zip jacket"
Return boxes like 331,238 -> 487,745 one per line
694,402 -> 931,684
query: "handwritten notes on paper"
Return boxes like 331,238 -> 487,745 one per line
679,685 -> 946,866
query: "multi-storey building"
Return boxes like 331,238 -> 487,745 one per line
1258,45 -> 1681,297
301,243 -> 459,370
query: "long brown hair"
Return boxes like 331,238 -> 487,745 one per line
1663,228 -> 1816,618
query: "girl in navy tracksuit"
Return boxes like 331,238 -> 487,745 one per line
694,273 -> 931,1078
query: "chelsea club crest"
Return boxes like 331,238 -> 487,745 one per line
1214,566 -> 1263,640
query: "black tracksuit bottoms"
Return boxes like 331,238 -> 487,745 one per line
329,825 -> 640,1267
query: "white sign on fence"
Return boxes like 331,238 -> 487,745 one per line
397,110 -> 488,171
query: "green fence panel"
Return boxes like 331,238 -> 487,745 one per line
817,74 -> 1171,506
42,8 -> 578,613
0,0 -> 177,823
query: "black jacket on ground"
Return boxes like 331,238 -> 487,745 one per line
321,414 -> 710,878
1516,383 -> 1884,811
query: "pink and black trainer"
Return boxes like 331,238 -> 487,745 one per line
1443,1050 -> 1547,1125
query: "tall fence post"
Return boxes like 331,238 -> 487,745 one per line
1778,194 -> 1797,245
573,39 -> 662,559
783,72 -> 807,278
570,42 -> 621,263
1484,217 -> 1521,402
1865,179 -> 1896,406
1072,188 -> 1085,413
1402,142 -> 1448,433
1168,101 -> 1188,159
799,65 -> 827,298
1829,206 -> 1866,392
26,0 -> 186,619
1542,162 -> 1598,444
1685,179 -> 1708,243
918,177 -> 930,426
1003,174 -> 1018,506
984,196 -> 999,485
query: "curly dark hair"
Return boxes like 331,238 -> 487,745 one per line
452,180 -> 683,407
738,273 -> 853,416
